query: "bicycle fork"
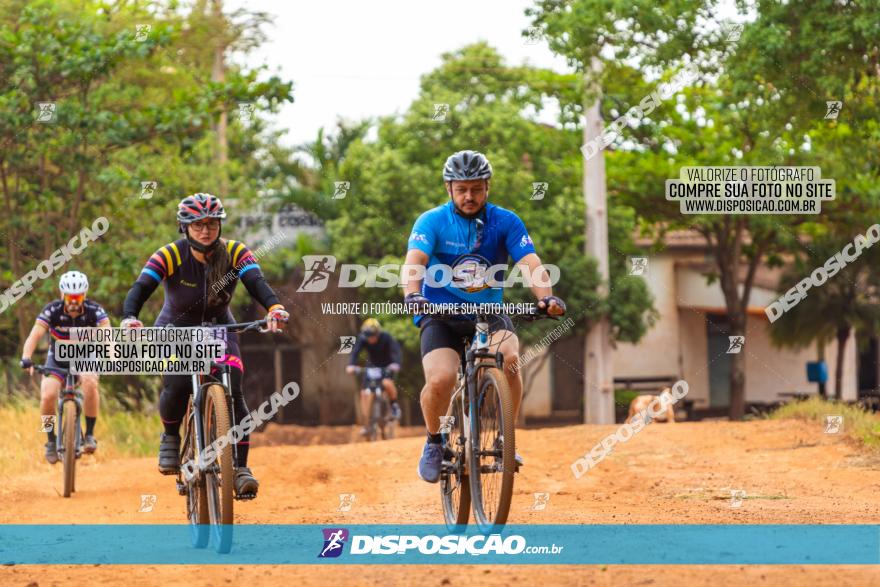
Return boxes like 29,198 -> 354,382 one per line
56,386 -> 83,458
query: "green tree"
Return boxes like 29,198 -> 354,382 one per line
528,0 -> 880,418
282,43 -> 656,399
770,233 -> 880,399
0,0 -> 294,400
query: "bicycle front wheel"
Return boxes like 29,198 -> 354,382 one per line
441,392 -> 470,531
182,404 -> 209,548
468,367 -> 515,531
203,384 -> 234,553
61,400 -> 77,498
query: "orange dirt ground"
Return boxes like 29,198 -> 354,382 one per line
3,419 -> 880,586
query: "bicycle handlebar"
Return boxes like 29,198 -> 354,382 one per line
206,318 -> 271,333
417,305 -> 560,322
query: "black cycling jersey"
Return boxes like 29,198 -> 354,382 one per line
348,331 -> 402,368
37,299 -> 110,373
122,237 -> 280,328
37,299 -> 110,341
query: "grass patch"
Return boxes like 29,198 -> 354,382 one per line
615,389 -> 641,407
1,393 -> 160,478
770,396 -> 880,450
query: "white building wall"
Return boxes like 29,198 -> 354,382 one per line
612,255 -> 681,378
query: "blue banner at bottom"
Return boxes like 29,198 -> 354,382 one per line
1,524 -> 878,564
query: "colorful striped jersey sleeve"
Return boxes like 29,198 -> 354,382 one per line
226,240 -> 259,277
138,242 -> 183,284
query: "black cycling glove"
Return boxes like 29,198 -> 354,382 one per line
404,292 -> 430,314
538,295 -> 566,315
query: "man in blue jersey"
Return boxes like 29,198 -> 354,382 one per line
402,150 -> 566,483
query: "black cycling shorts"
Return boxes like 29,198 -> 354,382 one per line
419,315 -> 515,357
43,352 -> 80,385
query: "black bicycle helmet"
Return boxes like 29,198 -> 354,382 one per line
442,150 -> 493,181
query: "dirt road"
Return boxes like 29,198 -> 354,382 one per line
3,419 -> 880,586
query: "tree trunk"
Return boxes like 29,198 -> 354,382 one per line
212,0 -> 229,197
834,325 -> 850,400
0,159 -> 29,345
728,315 -> 747,419
817,337 -> 827,398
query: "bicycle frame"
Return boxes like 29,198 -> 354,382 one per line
184,362 -> 234,485
55,372 -> 83,457
449,318 -> 505,472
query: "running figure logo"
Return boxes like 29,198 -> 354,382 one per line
338,336 -> 356,354
138,494 -> 157,513
824,415 -> 843,434
318,528 -> 349,558
337,493 -> 356,512
40,415 -> 56,433
35,102 -> 56,123
432,103 -> 449,122
439,416 -> 455,434
297,255 -> 337,292
629,257 -> 648,276
729,489 -> 746,508
825,101 -> 842,120
332,181 -> 350,199
727,336 -> 744,354
140,181 -> 157,199
531,492 -> 550,511
530,182 -> 548,200
135,24 -> 151,41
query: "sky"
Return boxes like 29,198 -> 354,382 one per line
225,0 -> 573,147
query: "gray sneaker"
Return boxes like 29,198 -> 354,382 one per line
45,441 -> 58,465
83,435 -> 97,454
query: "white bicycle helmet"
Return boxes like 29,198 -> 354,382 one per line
59,271 -> 89,295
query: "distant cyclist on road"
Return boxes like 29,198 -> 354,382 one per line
402,150 -> 566,483
345,318 -> 402,432
20,271 -> 111,463
120,193 -> 289,499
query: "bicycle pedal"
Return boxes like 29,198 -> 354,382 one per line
234,492 -> 256,501
175,480 -> 186,496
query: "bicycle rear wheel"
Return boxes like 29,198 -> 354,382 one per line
203,384 -> 234,553
441,391 -> 470,531
468,367 -> 515,531
368,397 -> 380,442
383,398 -> 397,440
182,404 -> 209,548
61,400 -> 77,498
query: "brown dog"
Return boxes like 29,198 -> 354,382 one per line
627,388 -> 676,424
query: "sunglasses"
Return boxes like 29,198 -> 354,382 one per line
63,293 -> 85,304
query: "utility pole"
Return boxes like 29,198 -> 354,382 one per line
211,0 -> 229,197
583,58 -> 615,424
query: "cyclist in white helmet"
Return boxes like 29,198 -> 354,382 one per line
20,271 -> 111,464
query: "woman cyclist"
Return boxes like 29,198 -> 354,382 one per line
121,193 -> 289,499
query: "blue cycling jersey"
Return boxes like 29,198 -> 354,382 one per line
407,200 -> 536,324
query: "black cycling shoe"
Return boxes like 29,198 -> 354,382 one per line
234,466 -> 259,500
158,433 -> 181,475
45,441 -> 59,465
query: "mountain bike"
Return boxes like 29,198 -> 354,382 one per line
174,318 -> 270,554
35,365 -> 83,498
434,307 -> 554,532
351,365 -> 396,441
